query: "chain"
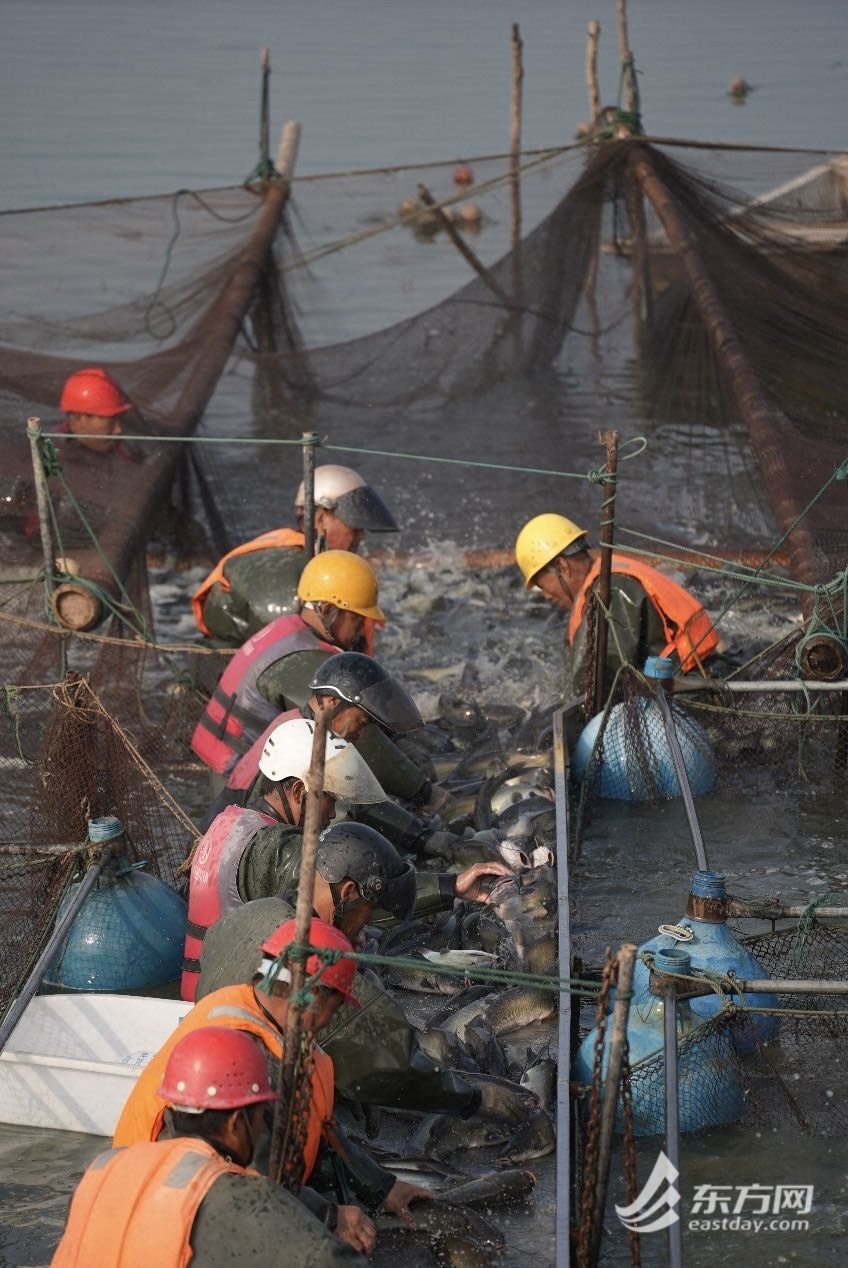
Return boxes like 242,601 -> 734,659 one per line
276,1023 -> 316,1193
575,947 -> 616,1267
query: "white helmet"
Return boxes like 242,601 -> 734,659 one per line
295,465 -> 398,533
258,717 -> 385,804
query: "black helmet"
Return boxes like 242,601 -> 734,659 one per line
316,822 -> 416,920
309,652 -> 422,735
334,484 -> 398,533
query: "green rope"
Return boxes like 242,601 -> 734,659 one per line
259,941 -> 601,997
792,891 -> 840,968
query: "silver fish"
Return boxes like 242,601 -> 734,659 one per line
519,1053 -> 558,1111
442,1168 -> 537,1212
408,1114 -> 512,1158
497,1106 -> 557,1166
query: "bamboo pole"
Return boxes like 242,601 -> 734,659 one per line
585,21 -> 602,128
269,707 -> 329,1184
591,430 -> 619,718
259,48 -> 271,175
49,123 -> 302,632
417,184 -> 513,309
628,145 -> 822,605
587,943 -> 637,1267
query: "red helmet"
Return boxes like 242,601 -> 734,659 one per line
60,368 -> 132,417
260,917 -> 359,1009
157,1026 -> 279,1112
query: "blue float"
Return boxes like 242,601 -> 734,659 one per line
44,816 -> 187,992
572,657 -> 717,801
633,870 -> 780,1051
572,946 -> 744,1135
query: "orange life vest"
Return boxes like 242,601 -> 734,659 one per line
568,555 -> 719,673
113,983 -> 334,1184
192,529 -> 305,636
51,1136 -> 253,1268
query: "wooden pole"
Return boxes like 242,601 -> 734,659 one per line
26,418 -> 57,603
302,431 -> 317,558
629,145 -> 822,605
587,943 -> 637,1267
417,184 -> 513,309
259,48 -> 271,175
510,24 -> 524,266
591,430 -> 619,717
49,122 -> 302,632
585,21 -> 602,128
269,708 -> 329,1184
616,0 -> 638,117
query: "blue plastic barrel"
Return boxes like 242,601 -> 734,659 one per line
44,818 -> 187,992
572,946 -> 744,1135
633,871 -> 779,1050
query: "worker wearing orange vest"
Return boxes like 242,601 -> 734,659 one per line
52,1024 -> 365,1266
115,917 -> 430,1240
193,465 -> 398,644
515,513 -> 719,693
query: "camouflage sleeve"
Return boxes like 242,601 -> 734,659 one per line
236,824 -> 304,903
571,574 -> 665,693
256,649 -> 333,712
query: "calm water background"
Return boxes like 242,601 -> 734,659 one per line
2,2 -> 848,1265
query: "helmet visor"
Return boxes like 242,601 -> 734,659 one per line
374,861 -> 417,921
333,485 -> 398,532
355,677 -> 422,734
319,741 -> 386,804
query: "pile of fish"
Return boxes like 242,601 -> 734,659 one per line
353,691 -> 562,1264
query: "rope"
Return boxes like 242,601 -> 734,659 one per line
260,941 -> 603,998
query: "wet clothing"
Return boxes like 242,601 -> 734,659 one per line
181,805 -> 278,1000
113,982 -> 334,1188
225,798 -> 457,917
192,529 -> 306,640
191,614 -> 337,776
51,1134 -> 361,1268
568,554 -> 719,692
196,898 -> 483,1117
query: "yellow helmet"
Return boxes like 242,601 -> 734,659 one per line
298,550 -> 385,621
514,513 -> 587,588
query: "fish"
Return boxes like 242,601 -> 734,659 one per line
414,1026 -> 478,1072
382,949 -> 496,995
519,1051 -> 558,1111
480,986 -> 557,1036
408,1114 -> 512,1159
497,1106 -> 557,1166
430,985 -> 499,1043
441,1168 -> 537,1211
401,1198 -> 505,1250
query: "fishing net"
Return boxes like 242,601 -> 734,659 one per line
0,673 -> 198,1018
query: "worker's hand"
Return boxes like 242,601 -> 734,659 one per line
455,861 -> 512,903
381,1179 -> 435,1226
334,1204 -> 377,1254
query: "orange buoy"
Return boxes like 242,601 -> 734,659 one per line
453,163 -> 474,187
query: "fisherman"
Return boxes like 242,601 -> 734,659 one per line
53,1026 -> 365,1266
115,917 -> 428,1244
181,719 -> 509,1001
515,512 -> 719,692
201,651 -> 454,846
190,551 -> 385,782
192,464 -> 398,645
57,367 -> 135,457
193,830 -> 514,1118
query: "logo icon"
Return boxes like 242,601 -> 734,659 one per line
615,1151 -> 681,1233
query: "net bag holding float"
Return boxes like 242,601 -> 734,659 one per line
572,946 -> 745,1136
44,816 -> 187,992
573,657 -> 717,801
